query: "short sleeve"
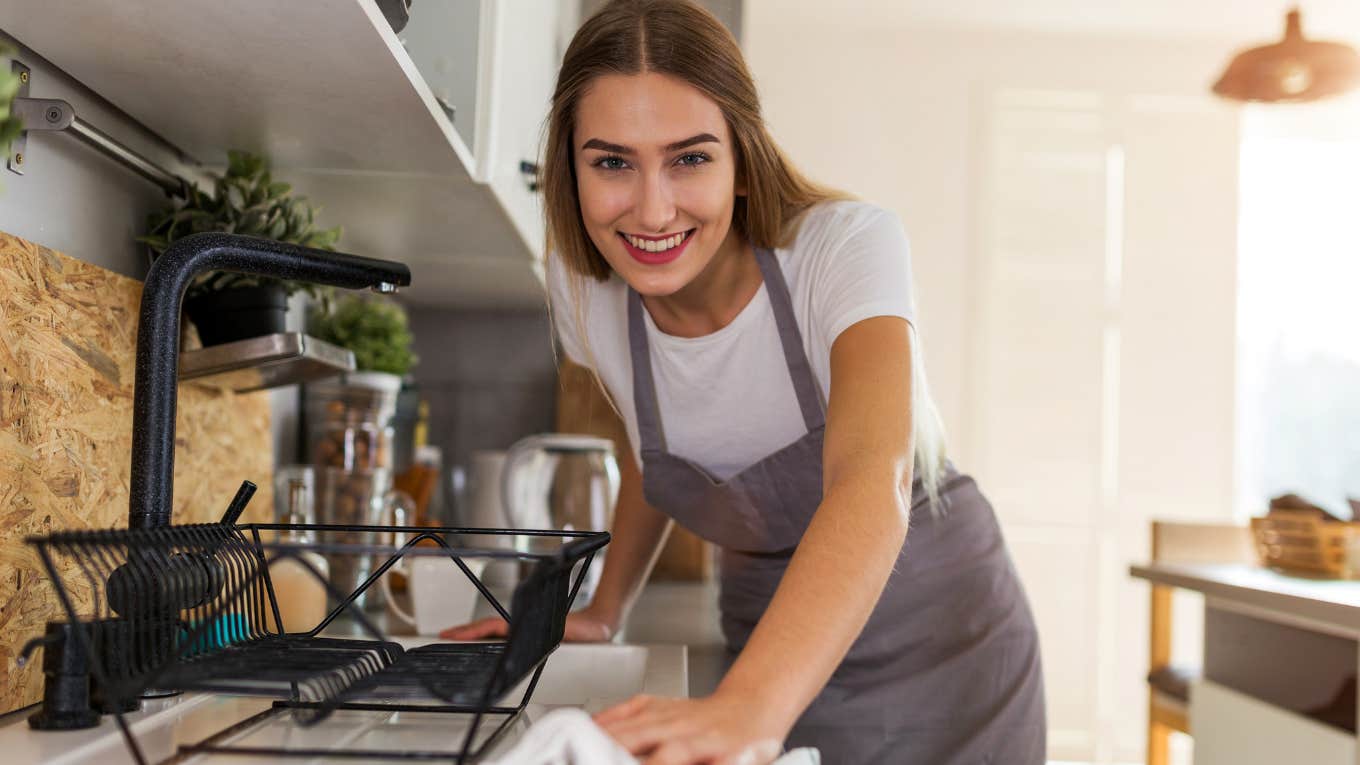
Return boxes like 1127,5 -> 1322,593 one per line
806,205 -> 917,350
544,253 -> 592,370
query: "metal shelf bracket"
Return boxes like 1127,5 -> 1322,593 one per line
6,59 -> 190,198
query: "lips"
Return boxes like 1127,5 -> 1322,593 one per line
618,228 -> 696,266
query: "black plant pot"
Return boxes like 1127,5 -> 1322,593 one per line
184,284 -> 289,347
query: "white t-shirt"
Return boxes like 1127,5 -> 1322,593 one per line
548,200 -> 916,481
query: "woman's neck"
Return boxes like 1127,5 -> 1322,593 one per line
643,228 -> 761,338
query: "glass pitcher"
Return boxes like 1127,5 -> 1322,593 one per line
501,434 -> 620,604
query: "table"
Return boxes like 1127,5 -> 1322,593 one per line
1131,562 -> 1360,764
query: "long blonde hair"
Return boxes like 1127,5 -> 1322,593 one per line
541,0 -> 949,506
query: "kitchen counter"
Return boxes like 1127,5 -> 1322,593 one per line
0,641 -> 686,764
0,577 -> 718,763
1130,561 -> 1360,634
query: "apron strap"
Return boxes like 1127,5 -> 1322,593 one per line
627,288 -> 667,451
754,247 -> 826,431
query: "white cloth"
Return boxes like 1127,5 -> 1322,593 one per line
548,200 -> 917,479
486,708 -> 820,765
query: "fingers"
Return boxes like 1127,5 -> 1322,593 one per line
437,617 -> 508,640
611,718 -> 689,758
599,698 -> 692,756
641,737 -> 781,765
592,693 -> 652,726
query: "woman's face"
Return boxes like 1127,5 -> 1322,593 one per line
573,72 -> 744,297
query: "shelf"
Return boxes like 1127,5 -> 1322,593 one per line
179,332 -> 354,393
0,0 -> 547,308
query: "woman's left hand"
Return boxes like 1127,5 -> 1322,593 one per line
593,691 -> 788,765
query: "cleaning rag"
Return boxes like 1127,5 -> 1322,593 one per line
485,708 -> 820,765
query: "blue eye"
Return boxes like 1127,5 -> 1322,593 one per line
677,152 -> 710,167
593,155 -> 629,171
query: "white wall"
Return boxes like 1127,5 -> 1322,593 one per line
744,10 -> 1243,762
0,31 -> 204,278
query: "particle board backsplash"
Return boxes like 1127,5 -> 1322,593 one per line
0,231 -> 274,715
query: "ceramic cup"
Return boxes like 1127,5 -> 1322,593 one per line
381,555 -> 489,636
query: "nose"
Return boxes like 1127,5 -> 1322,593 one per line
635,169 -> 676,233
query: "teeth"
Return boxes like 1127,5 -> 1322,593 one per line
627,231 -> 688,253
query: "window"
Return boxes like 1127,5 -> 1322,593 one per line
1236,103 -> 1360,520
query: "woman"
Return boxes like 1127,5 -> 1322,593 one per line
443,1 -> 1046,762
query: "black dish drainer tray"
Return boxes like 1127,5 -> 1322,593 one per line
26,522 -> 609,763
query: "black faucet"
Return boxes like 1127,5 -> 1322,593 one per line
128,231 -> 411,530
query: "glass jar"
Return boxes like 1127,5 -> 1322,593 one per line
305,372 -> 403,473
304,372 -> 405,611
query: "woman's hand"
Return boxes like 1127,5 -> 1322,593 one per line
594,690 -> 788,765
438,606 -> 616,642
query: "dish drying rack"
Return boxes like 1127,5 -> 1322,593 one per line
25,521 -> 609,763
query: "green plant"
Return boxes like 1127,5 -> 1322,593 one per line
0,48 -> 23,160
138,149 -> 342,300
308,294 -> 418,376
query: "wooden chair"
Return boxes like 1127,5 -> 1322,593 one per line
1147,520 -> 1255,765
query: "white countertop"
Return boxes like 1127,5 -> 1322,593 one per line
1130,561 -> 1360,635
0,641 -> 687,764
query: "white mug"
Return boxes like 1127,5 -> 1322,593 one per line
381,554 -> 489,636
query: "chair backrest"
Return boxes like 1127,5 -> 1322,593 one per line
1148,520 -> 1253,680
1151,520 -> 1254,565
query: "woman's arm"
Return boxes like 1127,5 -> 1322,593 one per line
716,314 -> 916,725
585,434 -> 675,632
596,315 -> 916,762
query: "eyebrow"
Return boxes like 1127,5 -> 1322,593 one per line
580,133 -> 720,154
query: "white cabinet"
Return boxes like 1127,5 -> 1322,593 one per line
0,0 -> 567,307
481,0 -> 562,264
397,0 -> 561,263
1190,679 -> 1356,765
398,0 -> 485,157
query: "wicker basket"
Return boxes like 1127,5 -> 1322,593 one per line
1250,509 -> 1360,578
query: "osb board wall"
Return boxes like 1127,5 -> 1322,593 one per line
555,359 -> 713,582
0,231 -> 274,715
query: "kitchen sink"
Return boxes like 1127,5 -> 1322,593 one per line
391,639 -> 684,712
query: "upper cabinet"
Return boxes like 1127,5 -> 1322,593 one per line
481,0 -> 566,264
399,1 -> 485,159
401,0 -> 563,266
0,0 -> 567,308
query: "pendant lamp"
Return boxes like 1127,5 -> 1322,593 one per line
1212,8 -> 1360,103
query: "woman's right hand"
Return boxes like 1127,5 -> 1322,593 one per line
438,607 -> 617,643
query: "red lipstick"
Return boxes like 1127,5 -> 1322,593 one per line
618,229 -> 695,266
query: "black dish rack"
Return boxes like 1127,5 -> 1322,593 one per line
25,522 -> 609,763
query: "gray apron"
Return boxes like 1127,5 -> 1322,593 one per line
627,246 -> 1046,764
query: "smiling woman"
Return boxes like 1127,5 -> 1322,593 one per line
571,73 -> 750,313
442,2 -> 1047,763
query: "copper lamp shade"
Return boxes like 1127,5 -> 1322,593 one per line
1212,8 -> 1360,103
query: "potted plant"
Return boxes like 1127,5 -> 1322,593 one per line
307,293 -> 418,381
137,149 -> 342,346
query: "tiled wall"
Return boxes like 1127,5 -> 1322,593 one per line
403,305 -> 559,519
